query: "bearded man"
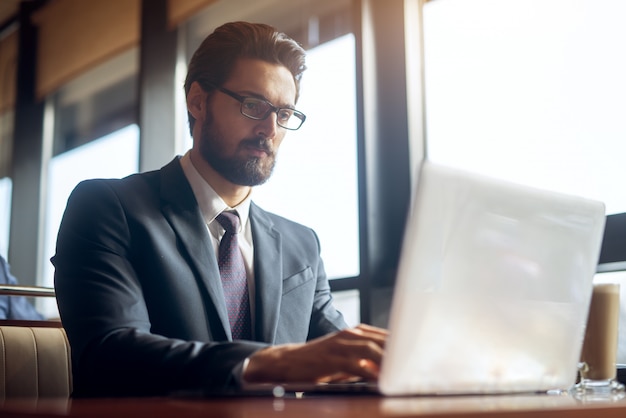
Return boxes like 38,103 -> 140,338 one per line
53,21 -> 386,398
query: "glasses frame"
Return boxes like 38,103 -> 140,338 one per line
204,82 -> 306,130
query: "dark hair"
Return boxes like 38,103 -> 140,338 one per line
184,21 -> 307,134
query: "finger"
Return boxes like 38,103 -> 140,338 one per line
339,326 -> 388,348
318,373 -> 369,384
351,324 -> 388,340
316,372 -> 356,383
345,340 -> 385,364
305,337 -> 384,382
336,357 -> 381,381
355,323 -> 388,335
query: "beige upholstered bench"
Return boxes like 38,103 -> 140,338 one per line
0,321 -> 72,399
0,284 -> 72,399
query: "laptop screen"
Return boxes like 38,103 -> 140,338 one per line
379,161 -> 606,396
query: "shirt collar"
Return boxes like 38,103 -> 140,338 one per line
180,151 -> 251,231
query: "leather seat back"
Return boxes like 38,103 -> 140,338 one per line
0,324 -> 72,399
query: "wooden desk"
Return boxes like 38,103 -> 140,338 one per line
1,393 -> 626,418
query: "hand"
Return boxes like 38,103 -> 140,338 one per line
243,324 -> 387,384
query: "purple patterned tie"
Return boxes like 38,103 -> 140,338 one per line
216,211 -> 252,340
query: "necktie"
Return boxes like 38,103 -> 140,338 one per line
216,211 -> 252,340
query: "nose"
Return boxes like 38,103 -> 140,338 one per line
255,111 -> 279,139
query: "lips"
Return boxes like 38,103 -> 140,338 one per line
241,138 -> 273,157
245,146 -> 270,158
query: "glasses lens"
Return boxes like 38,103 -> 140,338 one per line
240,97 -> 305,130
279,111 -> 305,130
241,98 -> 271,119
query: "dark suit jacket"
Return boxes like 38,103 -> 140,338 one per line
52,157 -> 347,397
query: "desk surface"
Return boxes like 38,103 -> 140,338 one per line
1,393 -> 626,418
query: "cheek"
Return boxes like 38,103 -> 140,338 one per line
208,117 -> 241,149
207,99 -> 243,136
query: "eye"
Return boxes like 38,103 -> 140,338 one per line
277,109 -> 294,122
242,98 -> 268,117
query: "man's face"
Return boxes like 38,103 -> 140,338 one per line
197,58 -> 297,186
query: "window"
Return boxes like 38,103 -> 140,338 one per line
331,288 -> 360,327
0,177 -> 11,259
254,34 -> 359,280
38,49 -> 139,317
51,49 -> 138,156
39,125 -> 139,317
0,107 -> 13,259
422,0 -> 626,214
420,0 -> 626,359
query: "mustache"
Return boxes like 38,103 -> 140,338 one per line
240,137 -> 274,155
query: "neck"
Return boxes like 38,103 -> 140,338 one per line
189,149 -> 251,207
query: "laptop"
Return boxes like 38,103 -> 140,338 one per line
376,161 -> 605,396
202,160 -> 606,397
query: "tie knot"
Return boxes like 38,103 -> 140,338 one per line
217,211 -> 240,234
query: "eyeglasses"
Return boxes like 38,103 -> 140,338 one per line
206,83 -> 306,131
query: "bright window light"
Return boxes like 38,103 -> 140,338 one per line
254,34 -> 360,279
40,125 -> 139,317
0,177 -> 11,259
423,0 -> 626,215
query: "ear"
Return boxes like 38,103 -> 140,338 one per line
186,81 -> 207,121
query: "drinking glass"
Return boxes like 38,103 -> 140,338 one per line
572,283 -> 625,400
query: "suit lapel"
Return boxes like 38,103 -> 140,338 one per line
159,158 -> 231,339
249,203 -> 282,344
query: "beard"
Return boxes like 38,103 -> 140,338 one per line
198,112 -> 277,186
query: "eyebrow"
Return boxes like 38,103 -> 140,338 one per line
236,89 -> 295,110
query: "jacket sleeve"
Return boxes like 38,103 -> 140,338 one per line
53,179 -> 266,397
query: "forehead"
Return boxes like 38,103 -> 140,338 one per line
225,58 -> 297,105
